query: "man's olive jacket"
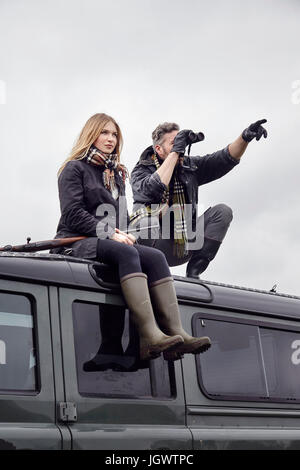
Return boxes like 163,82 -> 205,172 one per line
130,145 -> 239,232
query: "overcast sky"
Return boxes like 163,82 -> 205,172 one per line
0,0 -> 300,295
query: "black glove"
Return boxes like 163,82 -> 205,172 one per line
171,129 -> 191,155
242,119 -> 268,143
171,129 -> 205,155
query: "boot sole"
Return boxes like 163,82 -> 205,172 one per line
140,335 -> 184,361
163,339 -> 211,361
163,350 -> 184,361
83,354 -> 136,372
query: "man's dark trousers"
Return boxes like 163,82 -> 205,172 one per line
136,203 -> 233,270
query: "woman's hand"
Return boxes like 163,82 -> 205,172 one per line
111,228 -> 135,245
115,228 -> 136,244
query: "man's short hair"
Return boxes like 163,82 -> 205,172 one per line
152,122 -> 180,148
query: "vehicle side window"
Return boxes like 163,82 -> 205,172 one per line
0,291 -> 37,393
72,301 -> 175,399
195,316 -> 300,403
260,328 -> 300,401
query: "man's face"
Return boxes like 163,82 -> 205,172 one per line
155,130 -> 179,160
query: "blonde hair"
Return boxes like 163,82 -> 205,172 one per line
58,113 -> 124,176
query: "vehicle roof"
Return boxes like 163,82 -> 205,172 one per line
0,252 -> 299,320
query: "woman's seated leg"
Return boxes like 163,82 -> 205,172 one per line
133,243 -> 171,284
96,238 -> 142,278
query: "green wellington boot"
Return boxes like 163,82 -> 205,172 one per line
120,273 -> 184,361
149,277 -> 211,360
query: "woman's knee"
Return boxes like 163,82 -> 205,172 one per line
136,245 -> 171,282
112,243 -> 142,277
97,239 -> 140,265
150,246 -> 168,262
118,243 -> 140,263
137,244 -> 168,265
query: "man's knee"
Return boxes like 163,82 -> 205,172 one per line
213,203 -> 233,224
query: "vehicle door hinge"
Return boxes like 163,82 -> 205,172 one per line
58,402 -> 77,422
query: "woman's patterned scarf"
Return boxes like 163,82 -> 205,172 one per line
86,145 -> 128,191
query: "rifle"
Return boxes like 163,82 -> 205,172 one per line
0,223 -> 160,254
0,236 -> 87,253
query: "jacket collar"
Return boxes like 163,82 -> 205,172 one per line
138,146 -> 157,166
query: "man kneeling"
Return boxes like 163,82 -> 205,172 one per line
130,120 -> 267,278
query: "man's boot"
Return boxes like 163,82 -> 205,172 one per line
149,277 -> 211,360
186,238 -> 222,279
120,273 -> 184,361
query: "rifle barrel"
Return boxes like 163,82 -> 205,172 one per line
0,226 -> 161,253
0,236 -> 87,253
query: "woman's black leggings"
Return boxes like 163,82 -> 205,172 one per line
96,239 -> 171,285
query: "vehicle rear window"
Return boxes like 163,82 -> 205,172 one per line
195,315 -> 300,404
72,301 -> 175,400
0,291 -> 37,393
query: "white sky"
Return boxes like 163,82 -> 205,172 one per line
0,0 -> 300,295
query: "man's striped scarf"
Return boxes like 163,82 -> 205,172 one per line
130,154 -> 188,258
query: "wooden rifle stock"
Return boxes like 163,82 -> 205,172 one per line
0,236 -> 87,253
0,222 -> 161,254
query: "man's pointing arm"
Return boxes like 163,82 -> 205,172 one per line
229,118 -> 268,161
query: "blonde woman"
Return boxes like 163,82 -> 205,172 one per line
51,113 -> 211,362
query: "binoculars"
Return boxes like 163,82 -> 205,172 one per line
187,131 -> 205,144
183,130 -> 205,157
